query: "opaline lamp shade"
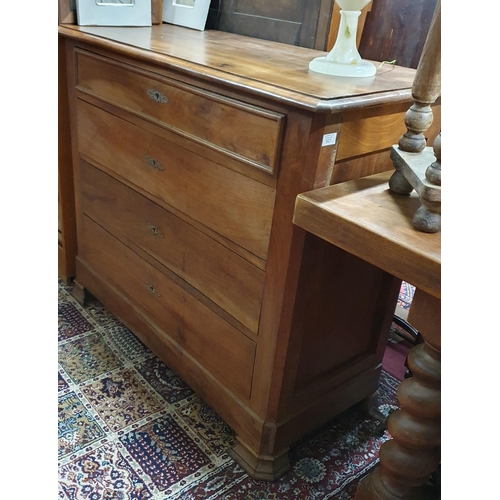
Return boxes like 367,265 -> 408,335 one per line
309,0 -> 376,77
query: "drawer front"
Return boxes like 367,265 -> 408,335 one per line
79,215 -> 256,399
75,49 -> 285,175
77,100 -> 276,260
336,107 -> 407,161
80,161 -> 265,334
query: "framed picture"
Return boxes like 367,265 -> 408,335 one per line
75,0 -> 152,26
162,0 -> 210,31
59,0 -> 161,25
58,0 -> 77,24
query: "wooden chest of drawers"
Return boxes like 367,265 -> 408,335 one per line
60,24 -> 440,480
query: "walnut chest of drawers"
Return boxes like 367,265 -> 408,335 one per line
59,24 -> 440,480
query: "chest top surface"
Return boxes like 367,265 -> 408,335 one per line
59,24 -> 416,111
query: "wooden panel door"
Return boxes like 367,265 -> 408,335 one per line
358,0 -> 438,68
207,0 -> 334,49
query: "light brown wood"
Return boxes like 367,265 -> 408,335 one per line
331,100 -> 440,184
75,49 -> 285,175
80,215 -> 257,400
389,0 -> 441,232
293,172 -> 441,499
331,150 -> 393,184
273,234 -> 400,430
60,24 -> 425,480
294,172 -> 440,298
74,256 -> 267,448
337,103 -> 409,161
79,88 -> 278,190
76,100 -> 276,260
336,101 -> 441,161
151,0 -> 163,25
80,161 -> 265,335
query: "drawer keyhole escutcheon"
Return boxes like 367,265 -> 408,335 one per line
144,282 -> 162,297
147,89 -> 169,104
144,156 -> 164,171
146,222 -> 164,238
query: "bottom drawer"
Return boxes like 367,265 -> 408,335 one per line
79,215 -> 256,400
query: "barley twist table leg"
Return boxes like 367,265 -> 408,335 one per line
356,290 -> 440,499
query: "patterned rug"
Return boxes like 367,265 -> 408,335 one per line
58,279 -> 406,500
397,281 -> 415,311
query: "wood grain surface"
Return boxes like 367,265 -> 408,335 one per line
294,171 -> 440,298
80,215 -> 257,400
76,100 -> 276,260
59,23 -> 416,111
60,25 -> 434,480
80,162 -> 266,335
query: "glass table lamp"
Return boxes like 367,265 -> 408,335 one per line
309,0 -> 375,77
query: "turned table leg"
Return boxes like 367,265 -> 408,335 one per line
356,289 -> 440,499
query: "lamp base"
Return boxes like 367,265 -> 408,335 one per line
309,56 -> 376,77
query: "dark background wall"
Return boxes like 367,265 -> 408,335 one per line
206,0 -> 334,49
359,0 -> 438,69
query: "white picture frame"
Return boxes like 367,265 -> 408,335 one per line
162,0 -> 210,31
76,0 -> 152,27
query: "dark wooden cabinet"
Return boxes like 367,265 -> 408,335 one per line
359,0 -> 438,69
207,0 -> 334,49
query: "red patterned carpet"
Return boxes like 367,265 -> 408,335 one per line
58,280 -> 411,499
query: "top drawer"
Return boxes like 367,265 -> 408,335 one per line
74,49 -> 285,176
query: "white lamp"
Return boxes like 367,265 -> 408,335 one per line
309,0 -> 376,77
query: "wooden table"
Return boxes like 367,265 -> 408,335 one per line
294,171 -> 441,499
